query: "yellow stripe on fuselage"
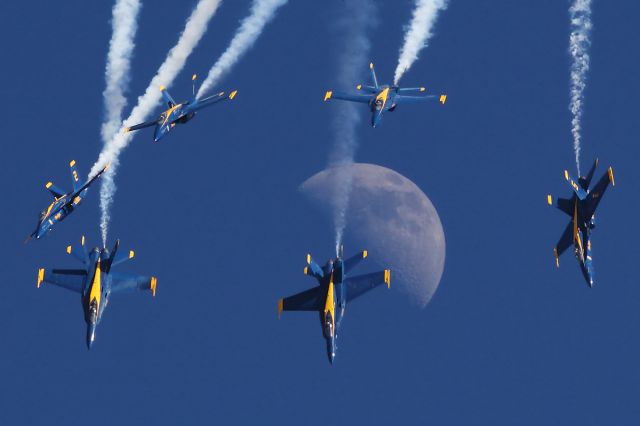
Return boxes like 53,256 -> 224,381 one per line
324,275 -> 335,323
573,201 -> 583,255
161,104 -> 182,126
376,88 -> 390,109
89,259 -> 102,312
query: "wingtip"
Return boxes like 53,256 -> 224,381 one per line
369,62 -> 374,69
69,160 -> 76,167
150,277 -> 157,297
37,268 -> 44,288
192,73 -> 197,81
362,250 -> 368,259
229,90 -> 238,100
160,85 -> 166,91
384,269 -> 391,288
277,299 -> 284,318
324,90 -> 333,102
439,94 -> 447,104
553,248 -> 559,268
547,195 -> 553,205
608,167 -> 615,186
564,170 -> 569,180
306,254 -> 311,265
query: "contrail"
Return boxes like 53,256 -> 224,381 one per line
197,0 -> 288,98
569,0 -> 592,176
100,0 -> 142,150
329,0 -> 376,256
393,0 -> 448,85
91,0 -> 223,244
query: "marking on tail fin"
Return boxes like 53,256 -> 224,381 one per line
37,268 -> 44,287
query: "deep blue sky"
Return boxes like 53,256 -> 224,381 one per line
1,0 -> 640,424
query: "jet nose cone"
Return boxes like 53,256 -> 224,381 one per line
86,325 -> 96,350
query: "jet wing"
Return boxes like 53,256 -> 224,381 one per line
394,94 -> 439,105
125,119 -> 159,133
345,270 -> 390,303
553,221 -> 574,266
324,91 -> 371,103
109,272 -> 157,296
37,268 -> 86,293
278,286 -> 323,316
191,90 -> 237,112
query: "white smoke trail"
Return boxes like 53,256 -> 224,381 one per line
329,0 -> 376,255
393,0 -> 448,85
569,0 -> 592,176
197,0 -> 288,98
99,0 -> 142,245
91,0 -> 223,243
100,0 -> 142,147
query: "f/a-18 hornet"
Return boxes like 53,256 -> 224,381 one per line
323,62 -> 446,127
27,161 -> 109,241
37,237 -> 157,349
124,74 -> 237,142
547,159 -> 615,287
278,246 -> 391,364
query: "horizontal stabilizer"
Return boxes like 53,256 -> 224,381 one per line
45,181 -> 66,199
66,235 -> 89,265
343,250 -> 368,274
305,254 -> 324,279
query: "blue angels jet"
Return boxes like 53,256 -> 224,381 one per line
278,246 -> 391,364
547,159 -> 615,287
36,237 -> 157,349
27,161 -> 110,242
323,62 -> 447,128
124,74 -> 238,142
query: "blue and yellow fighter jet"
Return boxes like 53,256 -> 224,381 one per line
124,74 -> 237,142
36,237 -> 157,349
547,159 -> 615,287
27,161 -> 110,241
323,62 -> 447,128
278,246 -> 391,364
